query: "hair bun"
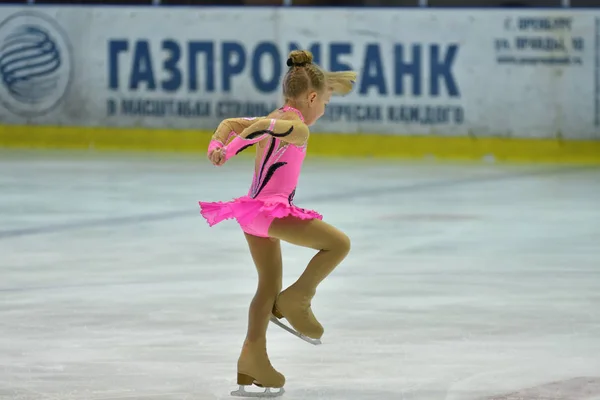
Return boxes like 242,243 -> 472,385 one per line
287,50 -> 313,68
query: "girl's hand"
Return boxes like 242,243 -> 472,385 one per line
207,139 -> 225,166
209,147 -> 226,166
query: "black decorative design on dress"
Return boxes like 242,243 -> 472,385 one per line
254,162 -> 287,198
246,126 -> 294,140
288,188 -> 296,205
235,143 -> 254,155
253,138 -> 276,197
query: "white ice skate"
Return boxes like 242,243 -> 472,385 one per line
269,315 -> 322,346
231,384 -> 285,398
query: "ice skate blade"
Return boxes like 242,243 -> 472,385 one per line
231,385 -> 285,398
269,315 -> 322,345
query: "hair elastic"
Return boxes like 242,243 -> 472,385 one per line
287,58 -> 308,67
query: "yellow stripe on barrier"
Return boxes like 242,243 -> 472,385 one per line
1,125 -> 599,164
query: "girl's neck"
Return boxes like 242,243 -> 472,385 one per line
282,102 -> 306,122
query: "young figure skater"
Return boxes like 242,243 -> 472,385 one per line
199,50 -> 356,397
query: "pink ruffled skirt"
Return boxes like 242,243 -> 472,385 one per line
199,196 -> 323,238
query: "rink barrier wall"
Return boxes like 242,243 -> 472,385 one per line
1,125 -> 599,164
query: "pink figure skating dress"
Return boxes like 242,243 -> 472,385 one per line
199,106 -> 322,238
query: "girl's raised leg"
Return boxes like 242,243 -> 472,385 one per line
268,217 -> 351,339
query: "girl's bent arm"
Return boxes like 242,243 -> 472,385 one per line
222,119 -> 309,162
211,117 -> 264,145
240,119 -> 309,146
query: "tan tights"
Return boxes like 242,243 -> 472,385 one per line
243,217 -> 351,343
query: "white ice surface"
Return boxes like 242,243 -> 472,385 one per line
0,150 -> 599,400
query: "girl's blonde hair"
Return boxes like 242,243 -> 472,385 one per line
282,50 -> 357,100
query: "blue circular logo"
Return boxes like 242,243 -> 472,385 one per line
0,11 -> 72,117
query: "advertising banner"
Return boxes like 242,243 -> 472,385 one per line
0,7 -> 598,138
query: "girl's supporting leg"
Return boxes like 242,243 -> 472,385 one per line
244,233 -> 283,342
237,233 -> 285,388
